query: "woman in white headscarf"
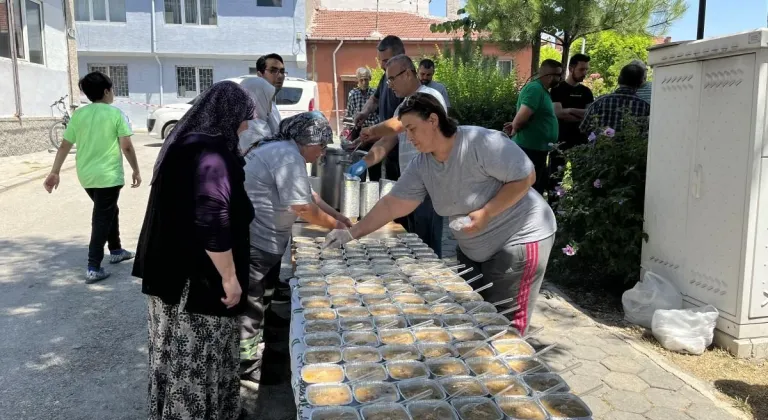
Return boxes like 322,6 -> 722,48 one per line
238,77 -> 279,153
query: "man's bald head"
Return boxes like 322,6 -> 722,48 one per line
386,54 -> 416,73
538,59 -> 563,89
386,54 -> 419,97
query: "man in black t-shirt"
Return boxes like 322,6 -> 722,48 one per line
549,53 -> 594,201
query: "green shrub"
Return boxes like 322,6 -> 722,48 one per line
549,120 -> 648,290
368,63 -> 385,89
582,73 -> 613,97
367,41 -> 520,130
431,42 -> 520,130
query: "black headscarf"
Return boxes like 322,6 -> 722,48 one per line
152,81 -> 256,183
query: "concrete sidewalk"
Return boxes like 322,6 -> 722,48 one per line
441,224 -> 745,420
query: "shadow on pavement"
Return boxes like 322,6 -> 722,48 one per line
0,236 -> 147,419
714,379 -> 768,420
241,307 -> 297,420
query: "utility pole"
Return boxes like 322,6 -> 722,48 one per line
696,0 -> 706,40
62,0 -> 80,108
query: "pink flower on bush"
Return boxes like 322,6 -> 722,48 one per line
554,185 -> 566,197
603,127 -> 615,138
593,179 -> 602,188
587,132 -> 597,143
562,245 -> 576,256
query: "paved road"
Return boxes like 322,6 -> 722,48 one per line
0,136 -> 162,419
0,135 -> 742,420
0,135 -> 298,420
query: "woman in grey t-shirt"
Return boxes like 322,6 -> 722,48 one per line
324,93 -> 556,334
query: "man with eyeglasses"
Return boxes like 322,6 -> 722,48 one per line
254,53 -> 292,309
256,53 -> 287,133
353,35 -> 407,184
349,55 -> 447,257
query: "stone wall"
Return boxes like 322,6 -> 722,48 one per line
0,118 -> 57,157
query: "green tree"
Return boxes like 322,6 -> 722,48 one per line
432,0 -> 685,76
368,65 -> 385,89
580,31 -> 654,88
539,45 -> 562,65
428,43 -> 520,130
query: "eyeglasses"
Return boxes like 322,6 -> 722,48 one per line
386,69 -> 408,85
267,67 -> 287,76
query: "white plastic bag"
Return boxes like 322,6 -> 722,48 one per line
622,271 -> 682,328
652,305 -> 719,355
449,216 -> 472,231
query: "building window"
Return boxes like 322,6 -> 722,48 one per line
165,0 -> 216,25
88,64 -> 129,97
74,0 -> 126,22
0,0 -> 26,60
24,0 -> 42,64
176,66 -> 213,98
1,0 -> 44,64
257,0 -> 282,6
498,60 -> 514,77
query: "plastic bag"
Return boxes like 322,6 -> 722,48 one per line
449,216 -> 472,231
622,271 -> 682,328
652,305 -> 719,355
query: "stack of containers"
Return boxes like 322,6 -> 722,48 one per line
291,233 -> 592,420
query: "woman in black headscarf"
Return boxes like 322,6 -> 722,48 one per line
132,81 -> 255,420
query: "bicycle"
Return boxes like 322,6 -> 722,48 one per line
49,95 -> 73,149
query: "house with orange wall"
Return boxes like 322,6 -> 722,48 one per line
305,8 -> 532,131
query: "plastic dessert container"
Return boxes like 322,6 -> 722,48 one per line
306,383 -> 353,406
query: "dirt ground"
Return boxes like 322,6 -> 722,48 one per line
554,282 -> 768,420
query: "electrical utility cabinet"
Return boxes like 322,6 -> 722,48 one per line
643,29 -> 768,356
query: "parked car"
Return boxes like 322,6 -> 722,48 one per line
147,76 -> 320,139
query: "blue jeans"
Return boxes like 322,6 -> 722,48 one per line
409,195 -> 444,258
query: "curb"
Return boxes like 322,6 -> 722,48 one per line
0,161 -> 76,194
542,282 -> 749,420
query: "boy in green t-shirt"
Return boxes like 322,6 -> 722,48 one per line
44,72 -> 142,283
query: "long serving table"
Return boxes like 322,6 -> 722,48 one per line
287,222 -> 594,420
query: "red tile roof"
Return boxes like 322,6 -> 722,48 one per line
307,9 -> 465,41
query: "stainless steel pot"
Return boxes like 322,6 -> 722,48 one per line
316,148 -> 366,210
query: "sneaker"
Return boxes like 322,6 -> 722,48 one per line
85,268 -> 110,284
109,249 -> 135,264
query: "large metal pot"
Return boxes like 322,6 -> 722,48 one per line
315,148 -> 366,210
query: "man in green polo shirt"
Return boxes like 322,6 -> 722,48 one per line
504,59 -> 562,194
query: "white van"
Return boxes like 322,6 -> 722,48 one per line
148,76 -> 320,139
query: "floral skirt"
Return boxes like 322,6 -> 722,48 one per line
147,286 -> 241,420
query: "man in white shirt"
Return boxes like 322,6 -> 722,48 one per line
350,55 -> 447,256
254,53 -> 287,305
256,53 -> 286,129
418,58 -> 450,108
